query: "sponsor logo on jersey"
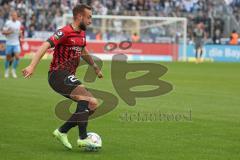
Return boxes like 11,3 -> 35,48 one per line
69,46 -> 84,53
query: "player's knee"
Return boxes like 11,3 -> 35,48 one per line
15,56 -> 20,60
70,94 -> 86,102
15,54 -> 20,60
6,55 -> 12,61
89,97 -> 98,111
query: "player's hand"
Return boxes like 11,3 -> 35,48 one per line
93,64 -> 103,79
22,65 -> 35,79
96,70 -> 103,79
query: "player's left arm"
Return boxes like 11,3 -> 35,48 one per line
81,47 -> 103,79
1,29 -> 13,35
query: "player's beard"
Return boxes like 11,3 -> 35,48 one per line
79,21 -> 87,31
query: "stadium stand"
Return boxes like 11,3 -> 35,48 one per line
0,0 -> 239,42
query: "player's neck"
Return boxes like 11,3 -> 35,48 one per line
71,23 -> 81,32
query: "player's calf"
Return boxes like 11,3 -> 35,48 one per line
70,85 -> 99,111
4,55 -> 12,78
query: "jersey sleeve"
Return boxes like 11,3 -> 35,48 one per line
47,29 -> 66,48
3,20 -> 10,30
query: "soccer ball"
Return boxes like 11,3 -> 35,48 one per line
85,132 -> 102,152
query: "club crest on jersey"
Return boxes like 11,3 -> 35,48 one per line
54,30 -> 64,40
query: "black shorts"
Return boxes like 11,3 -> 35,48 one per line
195,42 -> 203,49
48,70 -> 82,98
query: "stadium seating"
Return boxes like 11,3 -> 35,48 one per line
0,0 -> 239,40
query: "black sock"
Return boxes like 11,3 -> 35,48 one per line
9,60 -> 13,66
195,49 -> 198,59
76,100 -> 89,139
59,100 -> 89,134
200,49 -> 203,57
59,108 -> 78,133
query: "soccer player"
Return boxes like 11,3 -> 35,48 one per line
22,4 -> 103,150
192,22 -> 206,63
2,11 -> 22,78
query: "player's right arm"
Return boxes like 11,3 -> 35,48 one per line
22,29 -> 66,78
2,29 -> 13,36
1,21 -> 13,36
22,42 -> 51,78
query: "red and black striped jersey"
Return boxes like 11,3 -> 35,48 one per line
47,24 -> 86,74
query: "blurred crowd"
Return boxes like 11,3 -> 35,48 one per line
0,0 -> 237,43
230,0 -> 240,23
92,0 -> 212,16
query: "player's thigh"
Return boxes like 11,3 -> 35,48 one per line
14,53 -> 20,59
13,45 -> 21,59
70,85 -> 98,111
195,44 -> 201,51
6,45 -> 13,54
48,71 -> 80,97
48,71 -> 98,110
5,45 -> 13,60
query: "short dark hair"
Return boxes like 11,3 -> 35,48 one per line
72,4 -> 92,19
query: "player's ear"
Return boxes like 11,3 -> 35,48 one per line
76,13 -> 81,20
79,12 -> 83,18
80,15 -> 83,20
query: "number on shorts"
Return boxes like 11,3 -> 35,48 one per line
68,75 -> 78,83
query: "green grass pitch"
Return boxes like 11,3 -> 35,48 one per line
0,60 -> 239,160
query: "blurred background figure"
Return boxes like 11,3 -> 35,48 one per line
1,10 -> 23,78
213,29 -> 222,45
229,30 -> 239,45
192,22 -> 206,63
95,30 -> 102,41
131,32 -> 140,42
